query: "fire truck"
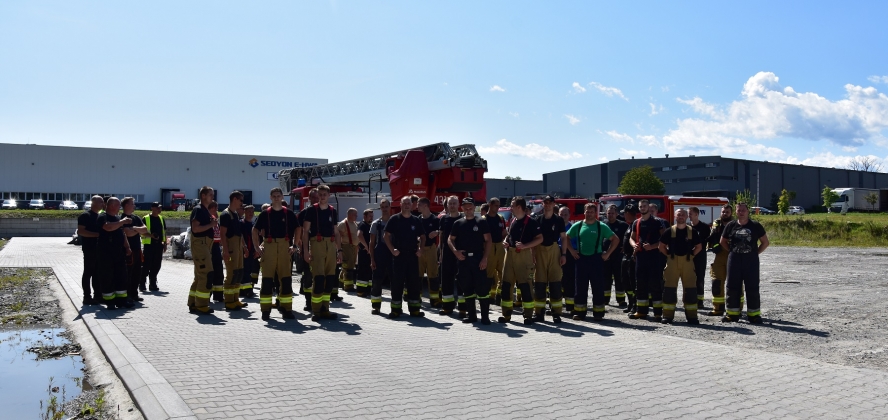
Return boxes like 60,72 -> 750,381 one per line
598,194 -> 729,224
277,143 -> 488,214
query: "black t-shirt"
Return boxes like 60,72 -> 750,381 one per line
420,214 -> 440,247
370,218 -> 390,257
536,214 -> 566,246
190,205 -> 213,238
358,221 -> 372,251
219,210 -> 242,238
659,226 -> 702,256
121,213 -> 144,250
97,213 -> 126,253
606,219 -> 630,254
721,219 -> 767,254
242,219 -> 254,249
622,229 -> 634,255
629,216 -> 664,252
451,217 -> 490,255
484,214 -> 506,243
439,213 -> 463,243
302,205 -> 338,238
507,215 -> 541,247
77,210 -> 101,247
254,207 -> 298,239
691,221 -> 711,245
384,213 -> 424,253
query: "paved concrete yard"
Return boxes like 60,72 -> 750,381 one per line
2,238 -> 888,419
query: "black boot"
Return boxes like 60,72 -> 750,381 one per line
479,298 -> 491,325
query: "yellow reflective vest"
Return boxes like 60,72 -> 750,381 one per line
142,214 -> 166,245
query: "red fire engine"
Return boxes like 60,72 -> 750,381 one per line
277,143 -> 488,214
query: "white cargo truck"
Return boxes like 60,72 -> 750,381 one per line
831,188 -> 881,212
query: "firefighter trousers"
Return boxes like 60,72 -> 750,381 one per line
561,249 -> 576,311
223,236 -> 244,308
440,251 -> 459,311
126,247 -> 142,300
141,243 -> 164,288
211,242 -> 224,299
486,241 -> 505,301
621,254 -> 636,305
188,236 -> 214,311
533,244 -> 562,316
458,255 -> 491,319
340,243 -> 357,291
663,255 -> 698,320
602,251 -> 625,303
259,239 -> 293,313
81,244 -> 99,300
710,249 -> 728,312
98,247 -> 128,306
419,244 -> 440,303
356,247 -> 372,295
370,254 -> 393,311
634,251 -> 663,316
726,252 -> 761,320
574,253 -> 606,318
392,252 -> 422,314
500,247 -> 534,320
693,251 -> 707,303
309,237 -> 337,315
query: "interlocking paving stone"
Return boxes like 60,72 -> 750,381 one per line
3,237 -> 888,419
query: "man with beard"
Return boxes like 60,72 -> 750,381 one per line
416,198 -> 442,307
603,204 -> 630,308
448,198 -> 493,324
658,208 -> 703,325
437,196 -> 464,316
628,199 -> 666,321
120,197 -> 148,304
188,187 -> 217,314
720,202 -> 769,324
369,199 -> 393,314
383,196 -> 427,318
77,196 -> 104,305
97,197 -> 134,310
355,209 -> 374,297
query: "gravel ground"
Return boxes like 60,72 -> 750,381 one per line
164,247 -> 888,371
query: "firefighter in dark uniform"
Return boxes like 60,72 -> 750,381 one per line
484,198 -> 507,305
219,191 -> 247,311
706,204 -> 734,316
355,209 -> 373,297
532,196 -> 566,323
603,204 -> 630,308
658,208 -> 703,324
438,196 -> 464,316
302,185 -> 342,322
97,197 -> 134,310
448,198 -> 492,324
141,202 -> 166,292
252,187 -> 299,321
720,202 -> 769,324
208,201 -> 225,303
629,199 -> 666,321
369,199 -> 393,314
688,206 -> 711,307
295,188 -> 320,311
558,206 -> 577,314
499,197 -> 543,325
417,198 -> 442,307
188,187 -> 217,314
77,195 -> 104,305
120,197 -> 148,304
240,205 -> 257,298
384,195 -> 427,318
620,205 -> 639,313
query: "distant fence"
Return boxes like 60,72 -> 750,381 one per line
0,218 -> 191,238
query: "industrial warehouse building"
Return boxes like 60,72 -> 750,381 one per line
543,155 -> 888,210
0,143 -> 326,207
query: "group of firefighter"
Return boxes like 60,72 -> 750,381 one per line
183,184 -> 769,326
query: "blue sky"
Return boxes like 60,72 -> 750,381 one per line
2,1 -> 888,179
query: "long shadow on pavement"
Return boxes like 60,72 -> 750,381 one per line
194,314 -> 228,326
671,322 -> 755,335
470,322 -> 529,338
263,318 -> 316,334
759,319 -> 829,337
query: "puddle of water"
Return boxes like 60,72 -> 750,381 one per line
0,329 -> 85,419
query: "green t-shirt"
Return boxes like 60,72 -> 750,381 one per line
567,220 -> 614,255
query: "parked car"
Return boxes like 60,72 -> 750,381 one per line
751,206 -> 775,215
788,206 -> 805,215
83,202 -> 91,210
28,199 -> 45,209
1,199 -> 17,210
59,200 -> 80,210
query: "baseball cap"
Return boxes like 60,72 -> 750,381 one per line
461,197 -> 474,204
543,195 -> 555,203
150,202 -> 160,208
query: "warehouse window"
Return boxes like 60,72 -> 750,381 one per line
705,176 -> 717,181
662,166 -> 672,171
664,179 -> 673,184
705,162 -> 718,168
677,165 -> 687,170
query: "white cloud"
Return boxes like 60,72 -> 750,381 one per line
509,112 -> 519,118
868,75 -> 888,84
478,139 -> 583,161
661,86 -> 670,92
588,81 -> 628,101
603,130 -> 633,142
490,85 -> 506,92
842,145 -> 858,152
782,152 -> 884,170
619,148 -> 646,157
565,114 -> 581,125
571,82 -> 586,93
598,156 -> 609,162
662,71 -> 888,159
649,102 -> 664,116
637,135 -> 660,147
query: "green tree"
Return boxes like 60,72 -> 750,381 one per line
768,192 -> 779,210
865,191 -> 879,211
617,165 -> 665,195
787,190 -> 797,204
822,186 -> 840,211
777,189 -> 791,215
733,189 -> 757,211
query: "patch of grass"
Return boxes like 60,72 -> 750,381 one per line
2,314 -> 28,325
757,214 -> 888,247
0,268 -> 37,290
10,301 -> 26,311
